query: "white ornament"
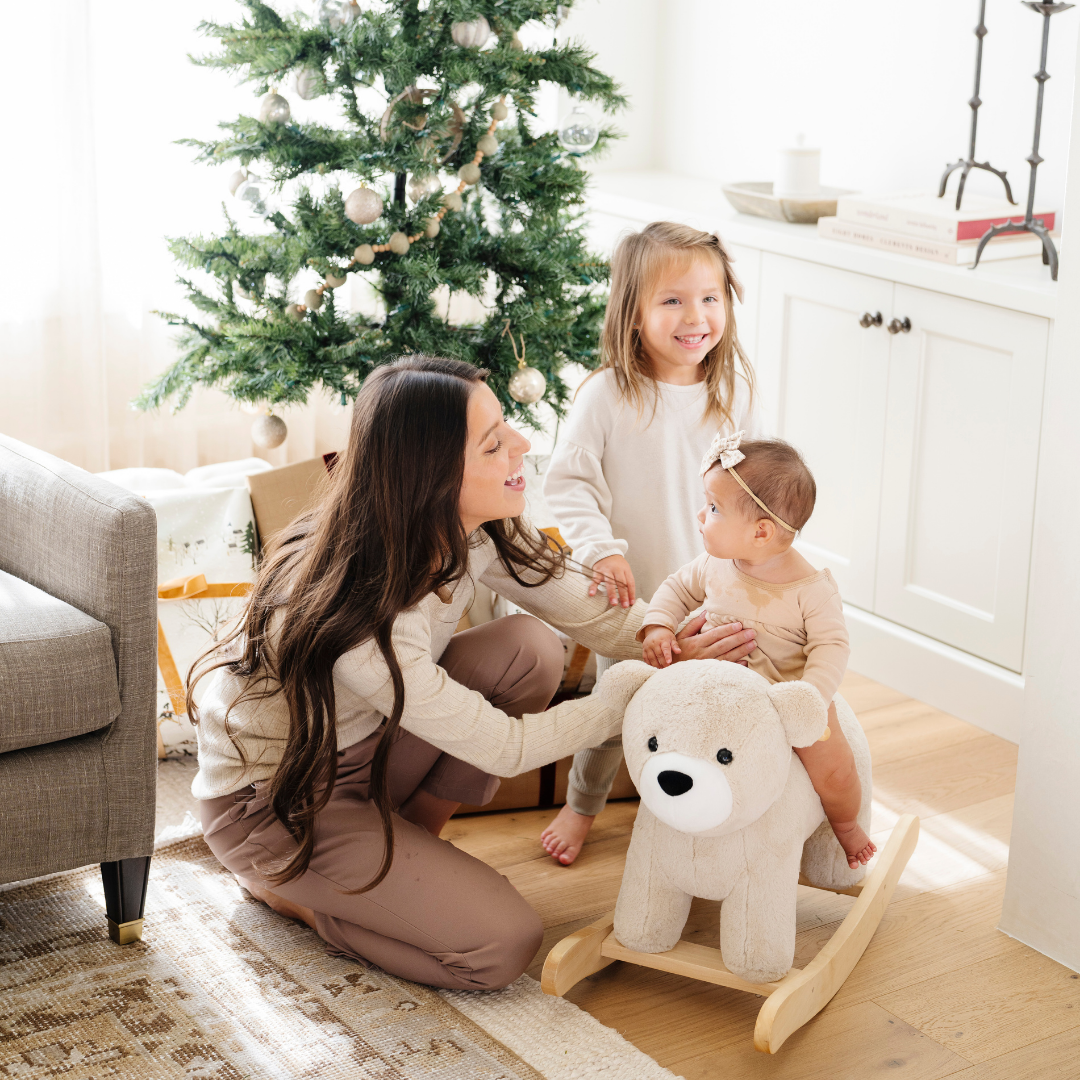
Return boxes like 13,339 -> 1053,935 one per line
258,93 -> 291,125
451,16 -> 491,48
252,413 -> 288,449
508,364 -> 546,404
234,174 -> 272,219
315,0 -> 348,30
388,231 -> 411,255
407,172 -> 442,203
295,67 -> 321,100
344,186 -> 383,224
558,105 -> 599,153
227,168 -> 247,195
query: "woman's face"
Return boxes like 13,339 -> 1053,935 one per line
459,382 -> 532,534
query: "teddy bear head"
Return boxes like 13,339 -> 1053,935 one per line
621,659 -> 826,837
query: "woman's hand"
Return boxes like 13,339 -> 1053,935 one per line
588,554 -> 636,608
670,613 -> 756,665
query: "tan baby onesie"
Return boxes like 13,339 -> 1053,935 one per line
641,553 -> 850,704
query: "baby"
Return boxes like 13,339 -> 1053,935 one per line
638,432 -> 876,868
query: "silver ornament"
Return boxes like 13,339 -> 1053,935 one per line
252,414 -> 288,449
258,93 -> 291,125
407,172 -> 443,203
295,67 -> 321,100
508,365 -> 546,404
451,16 -> 491,48
235,175 -> 272,218
344,186 -> 383,224
558,105 -> 599,153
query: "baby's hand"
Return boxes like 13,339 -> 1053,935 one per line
642,626 -> 680,668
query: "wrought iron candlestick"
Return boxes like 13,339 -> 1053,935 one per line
939,0 -> 1017,210
971,2 -> 1074,280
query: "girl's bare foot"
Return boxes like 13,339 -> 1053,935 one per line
237,876 -> 319,931
830,821 -> 878,870
540,805 -> 596,866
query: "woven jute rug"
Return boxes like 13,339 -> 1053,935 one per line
0,834 -> 676,1080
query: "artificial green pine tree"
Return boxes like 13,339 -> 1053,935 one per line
137,0 -> 625,424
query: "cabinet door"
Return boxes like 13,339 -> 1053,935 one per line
875,285 -> 1048,672
757,255 -> 893,608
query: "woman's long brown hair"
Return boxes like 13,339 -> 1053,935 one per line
187,355 -> 563,892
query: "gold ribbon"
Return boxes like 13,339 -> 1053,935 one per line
725,467 -> 797,534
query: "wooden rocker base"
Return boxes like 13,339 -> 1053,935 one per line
541,813 -> 919,1054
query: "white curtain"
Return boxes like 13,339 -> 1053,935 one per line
0,0 -> 351,472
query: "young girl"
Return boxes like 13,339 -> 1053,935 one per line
640,433 -> 876,869
541,221 -> 761,865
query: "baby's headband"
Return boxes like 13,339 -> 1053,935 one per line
700,430 -> 797,533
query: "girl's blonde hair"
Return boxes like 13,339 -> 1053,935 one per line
592,221 -> 754,428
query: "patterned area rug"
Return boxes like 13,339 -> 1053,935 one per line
0,836 -> 676,1080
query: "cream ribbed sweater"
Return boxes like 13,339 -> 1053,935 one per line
191,532 -> 647,800
543,368 -> 759,601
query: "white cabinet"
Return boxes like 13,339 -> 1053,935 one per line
875,286 -> 1047,672
756,256 -> 892,609
756,254 -> 1048,673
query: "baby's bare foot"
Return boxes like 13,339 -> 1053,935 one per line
830,821 -> 878,870
539,804 -> 596,866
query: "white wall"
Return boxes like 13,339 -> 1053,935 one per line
998,18 -> 1080,976
567,0 -> 1077,219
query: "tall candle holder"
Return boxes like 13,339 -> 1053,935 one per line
971,2 -> 1074,281
939,0 -> 1017,210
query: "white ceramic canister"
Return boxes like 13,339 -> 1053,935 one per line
776,137 -> 820,198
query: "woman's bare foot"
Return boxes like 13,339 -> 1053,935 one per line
540,804 -> 596,866
830,821 -> 878,869
237,876 -> 319,931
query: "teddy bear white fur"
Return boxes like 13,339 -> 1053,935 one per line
607,658 -> 872,985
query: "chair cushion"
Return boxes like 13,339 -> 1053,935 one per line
0,569 -> 121,752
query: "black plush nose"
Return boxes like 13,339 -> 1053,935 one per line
657,770 -> 694,797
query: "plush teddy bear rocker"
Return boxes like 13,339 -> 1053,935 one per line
611,659 -> 872,986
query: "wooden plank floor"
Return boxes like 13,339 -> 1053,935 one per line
443,671 -> 1080,1079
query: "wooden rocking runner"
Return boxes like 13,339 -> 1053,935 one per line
541,813 -> 920,1054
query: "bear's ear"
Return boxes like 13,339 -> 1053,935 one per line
595,659 -> 658,707
767,680 -> 828,747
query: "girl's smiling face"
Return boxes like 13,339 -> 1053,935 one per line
459,381 -> 532,534
637,255 -> 728,385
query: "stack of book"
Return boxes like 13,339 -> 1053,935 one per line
817,192 -> 1057,266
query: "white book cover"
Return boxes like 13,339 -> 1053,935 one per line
818,216 -> 1053,266
835,190 -> 1055,243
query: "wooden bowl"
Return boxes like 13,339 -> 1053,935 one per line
722,181 -> 855,224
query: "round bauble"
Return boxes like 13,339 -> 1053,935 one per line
295,67 -> 321,100
258,93 -> 291,125
388,231 -> 411,255
476,133 -> 498,157
304,288 -> 323,310
227,168 -> 247,195
407,172 -> 442,203
425,217 -> 441,238
284,303 -> 305,320
252,413 -> 288,449
344,186 -> 383,224
508,365 -> 547,404
235,176 -> 271,218
558,105 -> 599,153
325,271 -> 347,288
353,243 -> 375,265
315,0 -> 348,30
442,191 -> 463,212
491,101 -> 509,121
451,15 -> 490,48
458,162 -> 481,185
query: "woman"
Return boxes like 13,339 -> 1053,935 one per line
190,355 -> 758,991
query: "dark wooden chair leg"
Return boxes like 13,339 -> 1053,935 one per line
100,856 -> 151,944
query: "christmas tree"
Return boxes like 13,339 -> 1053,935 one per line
137,0 -> 625,431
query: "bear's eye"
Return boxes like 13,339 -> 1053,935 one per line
716,748 -> 734,765
647,736 -> 658,752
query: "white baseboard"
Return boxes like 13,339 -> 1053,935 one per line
844,605 -> 1024,744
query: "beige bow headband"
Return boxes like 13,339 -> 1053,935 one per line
700,430 -> 797,533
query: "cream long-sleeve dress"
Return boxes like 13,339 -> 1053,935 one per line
542,366 -> 761,814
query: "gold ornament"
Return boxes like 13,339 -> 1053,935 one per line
251,413 -> 288,449
344,186 -> 383,224
353,243 -> 375,264
258,92 -> 291,124
388,231 -> 411,255
502,323 -> 546,404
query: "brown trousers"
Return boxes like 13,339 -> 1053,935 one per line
200,614 -> 565,990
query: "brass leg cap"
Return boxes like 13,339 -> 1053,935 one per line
107,917 -> 144,945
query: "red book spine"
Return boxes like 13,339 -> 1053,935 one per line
956,212 -> 1055,241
